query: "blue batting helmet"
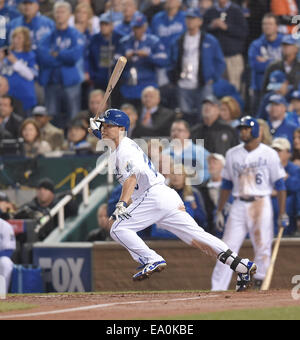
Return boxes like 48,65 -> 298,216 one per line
97,109 -> 130,132
237,116 -> 260,139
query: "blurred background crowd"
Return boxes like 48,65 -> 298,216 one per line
0,0 -> 300,241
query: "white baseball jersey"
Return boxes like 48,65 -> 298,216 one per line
0,219 -> 16,252
110,137 -> 165,201
222,143 -> 286,197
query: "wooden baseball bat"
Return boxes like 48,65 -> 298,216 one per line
261,227 -> 284,291
95,56 -> 127,120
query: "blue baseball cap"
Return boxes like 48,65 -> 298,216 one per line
269,94 -> 288,106
98,109 -> 130,132
130,13 -> 147,28
267,70 -> 287,91
291,90 -> 300,100
21,0 -> 38,3
185,8 -> 203,19
99,12 -> 114,24
281,35 -> 298,46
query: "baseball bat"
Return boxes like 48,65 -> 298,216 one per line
261,227 -> 284,291
95,56 -> 127,120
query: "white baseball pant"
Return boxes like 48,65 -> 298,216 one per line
211,196 -> 273,291
0,257 -> 14,293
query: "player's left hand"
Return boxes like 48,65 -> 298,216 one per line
278,213 -> 289,229
111,201 -> 131,222
89,118 -> 102,139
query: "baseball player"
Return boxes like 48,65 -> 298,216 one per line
0,218 -> 16,293
90,109 -> 257,291
211,116 -> 288,291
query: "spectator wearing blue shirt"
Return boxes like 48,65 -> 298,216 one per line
0,0 -> 21,26
169,8 -> 225,124
271,138 -> 300,235
116,12 -> 168,108
0,27 -> 37,113
286,90 -> 300,127
248,13 -> 283,113
37,1 -> 85,129
114,0 -> 139,38
7,0 -> 55,50
89,13 -> 121,92
268,94 -> 298,147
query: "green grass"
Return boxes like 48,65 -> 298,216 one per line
0,302 -> 37,313
157,306 -> 300,320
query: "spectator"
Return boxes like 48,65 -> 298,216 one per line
203,0 -> 248,91
267,94 -> 298,147
199,0 -> 214,15
258,70 -> 290,120
86,203 -> 111,241
38,0 -> 55,20
0,95 -> 22,138
104,0 -> 124,26
271,0 -> 298,34
135,86 -> 176,137
142,0 -> 165,23
69,1 -> 100,36
271,137 -> 300,235
0,27 -> 38,113
89,13 -> 121,92
199,153 -> 232,236
0,0 -> 21,26
0,217 -> 16,294
32,106 -> 64,151
263,35 -> 300,94
78,89 -> 107,119
163,119 -> 211,185
0,192 -> 16,220
286,90 -> 300,127
15,178 -> 78,240
0,122 -> 11,139
191,95 -> 240,156
20,118 -> 52,157
169,7 -> 225,124
168,163 -> 207,226
120,103 -> 139,138
292,128 -> 300,167
257,118 -> 273,146
248,13 -> 283,112
219,96 -> 241,128
37,1 -> 85,129
115,0 -> 139,38
64,118 -> 92,154
0,76 -> 24,117
116,12 -> 168,108
7,0 -> 55,50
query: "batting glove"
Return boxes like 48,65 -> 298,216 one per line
89,118 -> 102,140
215,211 -> 225,232
111,201 -> 131,222
278,213 -> 289,229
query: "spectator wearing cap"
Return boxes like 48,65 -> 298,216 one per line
286,91 -> 300,127
203,0 -> 248,92
263,35 -> 300,94
248,13 -> 283,112
37,1 -> 85,129
17,178 -> 78,240
116,12 -> 168,108
258,70 -> 291,120
64,118 -> 92,154
7,0 -> 55,50
89,12 -> 121,92
191,96 -> 239,156
20,118 -> 52,158
169,7 -> 225,125
0,26 -> 38,113
115,0 -> 140,38
267,94 -> 298,147
271,137 -> 300,235
32,106 -> 64,151
0,95 -> 22,139
271,0 -> 299,35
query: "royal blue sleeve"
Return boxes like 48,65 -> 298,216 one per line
221,179 -> 233,190
274,178 -> 286,191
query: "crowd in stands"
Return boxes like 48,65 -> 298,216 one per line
0,0 -> 300,240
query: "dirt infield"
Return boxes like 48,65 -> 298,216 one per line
0,290 -> 298,320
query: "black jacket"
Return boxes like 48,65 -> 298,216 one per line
4,113 -> 23,139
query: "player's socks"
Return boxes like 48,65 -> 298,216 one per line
217,249 -> 249,274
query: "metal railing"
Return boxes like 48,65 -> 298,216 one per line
35,154 -> 110,235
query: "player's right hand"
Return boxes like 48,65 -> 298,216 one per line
89,118 -> 102,139
111,201 -> 131,222
215,211 -> 225,232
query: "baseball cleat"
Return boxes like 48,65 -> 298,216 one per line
236,261 -> 257,292
133,261 -> 167,282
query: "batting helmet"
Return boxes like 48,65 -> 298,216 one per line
237,116 -> 260,139
97,109 -> 130,132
